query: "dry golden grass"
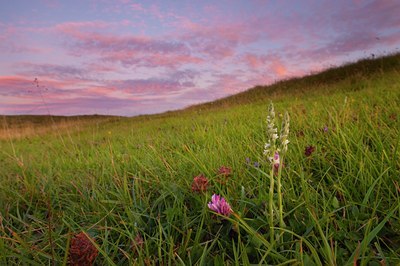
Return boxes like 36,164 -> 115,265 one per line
0,115 -> 120,140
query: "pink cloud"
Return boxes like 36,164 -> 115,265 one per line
0,24 -> 43,54
85,86 -> 117,96
209,72 -> 257,95
16,63 -> 89,80
0,91 -> 189,116
334,0 -> 400,31
0,76 -> 35,97
242,53 -> 289,77
101,50 -> 203,68
82,63 -> 120,74
272,63 -> 287,77
54,24 -> 202,68
179,21 -> 258,59
243,54 -> 265,69
54,20 -> 133,39
40,0 -> 60,9
0,67 -> 201,115
141,54 -> 203,67
178,85 -> 228,107
110,77 -> 195,96
0,75 -> 101,100
130,3 -> 146,12
236,0 -> 400,77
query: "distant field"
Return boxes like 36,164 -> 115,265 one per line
0,115 -> 121,140
0,54 -> 399,265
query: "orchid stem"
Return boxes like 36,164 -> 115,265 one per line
269,168 -> 275,243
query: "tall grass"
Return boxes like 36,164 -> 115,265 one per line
0,54 -> 399,265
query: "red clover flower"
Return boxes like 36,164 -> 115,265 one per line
191,174 -> 209,193
218,166 -> 231,177
69,232 -> 98,266
305,145 -> 316,157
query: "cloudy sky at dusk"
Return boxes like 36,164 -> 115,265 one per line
1,0 -> 399,116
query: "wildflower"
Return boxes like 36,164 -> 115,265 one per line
279,112 -> 290,152
245,157 -> 251,164
263,102 -> 290,240
323,126 -> 329,132
269,151 -> 283,174
208,194 -> 233,217
69,232 -> 98,266
305,146 -> 316,157
216,166 -> 231,185
272,151 -> 280,167
263,143 -> 271,155
191,174 -> 209,193
218,166 -> 231,177
254,161 -> 260,168
282,139 -> 289,147
132,233 -> 144,250
264,102 -> 290,166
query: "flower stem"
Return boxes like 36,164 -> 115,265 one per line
277,158 -> 284,230
269,168 -> 275,242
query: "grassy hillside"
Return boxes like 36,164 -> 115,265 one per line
0,54 -> 399,265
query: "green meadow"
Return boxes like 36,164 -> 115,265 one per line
1,54 -> 399,265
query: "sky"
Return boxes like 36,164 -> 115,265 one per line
0,0 -> 399,116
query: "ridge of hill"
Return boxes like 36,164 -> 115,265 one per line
185,52 -> 400,111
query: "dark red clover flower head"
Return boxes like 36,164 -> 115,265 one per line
305,145 -> 316,157
218,166 -> 231,177
69,232 -> 98,266
132,233 -> 144,249
191,174 -> 209,193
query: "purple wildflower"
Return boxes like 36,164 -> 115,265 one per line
305,146 -> 316,157
323,126 -> 329,133
254,161 -> 260,168
272,151 -> 281,173
208,194 -> 233,217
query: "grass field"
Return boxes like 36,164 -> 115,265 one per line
1,54 -> 399,265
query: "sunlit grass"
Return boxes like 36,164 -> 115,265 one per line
0,54 -> 399,265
